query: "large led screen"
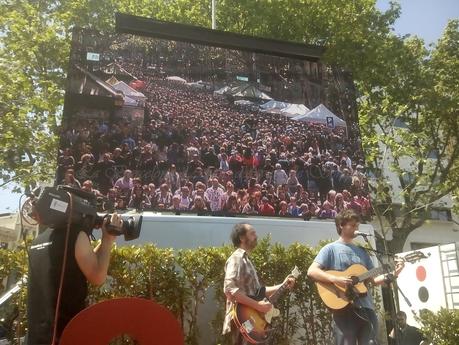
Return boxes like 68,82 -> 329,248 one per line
58,26 -> 371,221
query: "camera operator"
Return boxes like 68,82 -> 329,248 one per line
26,213 -> 122,345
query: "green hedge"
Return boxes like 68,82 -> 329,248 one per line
0,237 -> 332,344
418,308 -> 459,345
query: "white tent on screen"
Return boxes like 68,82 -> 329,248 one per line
123,96 -> 139,106
111,81 -> 147,106
213,85 -> 231,96
292,104 -> 347,128
259,100 -> 290,113
187,80 -> 205,89
230,84 -> 272,100
280,103 -> 310,118
166,76 -> 187,83
234,100 -> 257,106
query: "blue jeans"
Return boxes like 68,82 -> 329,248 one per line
333,307 -> 378,345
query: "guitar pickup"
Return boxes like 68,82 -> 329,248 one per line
241,319 -> 254,333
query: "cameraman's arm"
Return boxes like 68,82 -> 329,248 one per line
75,215 -> 119,286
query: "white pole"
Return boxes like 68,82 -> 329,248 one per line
211,0 -> 216,29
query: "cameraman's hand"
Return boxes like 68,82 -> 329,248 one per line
101,213 -> 122,243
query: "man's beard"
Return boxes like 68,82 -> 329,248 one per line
248,239 -> 257,250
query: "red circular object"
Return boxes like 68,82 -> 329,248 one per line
129,80 -> 146,90
416,266 -> 427,282
60,298 -> 183,345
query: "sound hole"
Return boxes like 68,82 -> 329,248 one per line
109,334 -> 139,345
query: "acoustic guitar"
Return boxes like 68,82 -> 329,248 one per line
316,251 -> 428,310
232,266 -> 300,344
316,264 -> 388,310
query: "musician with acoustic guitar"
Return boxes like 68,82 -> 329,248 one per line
223,223 -> 296,345
307,209 -> 405,345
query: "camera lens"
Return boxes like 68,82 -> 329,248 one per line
122,215 -> 143,241
97,214 -> 143,241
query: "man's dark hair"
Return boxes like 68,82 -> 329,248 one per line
231,223 -> 249,247
396,311 -> 407,318
335,209 -> 360,235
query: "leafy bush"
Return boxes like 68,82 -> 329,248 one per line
418,308 -> 459,345
0,238 -> 335,344
0,245 -> 28,342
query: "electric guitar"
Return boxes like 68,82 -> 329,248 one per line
316,251 -> 428,310
231,266 -> 300,344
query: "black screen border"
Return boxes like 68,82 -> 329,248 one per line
115,12 -> 325,61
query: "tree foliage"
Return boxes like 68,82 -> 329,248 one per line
1,1 -> 458,250
419,308 -> 459,345
358,20 -> 459,252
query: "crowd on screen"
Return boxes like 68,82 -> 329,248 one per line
57,63 -> 372,221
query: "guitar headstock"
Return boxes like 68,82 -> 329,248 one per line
291,266 -> 301,279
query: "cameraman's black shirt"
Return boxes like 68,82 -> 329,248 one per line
27,227 -> 88,345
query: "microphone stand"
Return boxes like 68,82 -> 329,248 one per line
360,235 -> 400,345
359,244 -> 415,316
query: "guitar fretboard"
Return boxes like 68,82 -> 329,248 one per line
358,265 -> 389,282
268,267 -> 300,304
269,284 -> 286,304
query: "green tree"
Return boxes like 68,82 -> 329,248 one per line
419,308 -> 459,345
358,20 -> 459,252
0,1 -> 65,190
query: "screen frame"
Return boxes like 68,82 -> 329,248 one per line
60,15 -> 369,220
115,12 -> 325,61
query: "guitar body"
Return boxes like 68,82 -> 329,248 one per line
231,267 -> 301,344
232,287 -> 271,344
316,264 -> 369,310
232,303 -> 270,344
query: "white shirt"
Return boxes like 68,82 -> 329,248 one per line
205,187 -> 225,211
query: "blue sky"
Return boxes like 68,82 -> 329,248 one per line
0,1 -> 458,213
376,0 -> 459,44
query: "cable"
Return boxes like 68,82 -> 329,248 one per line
50,191 -> 73,345
352,307 -> 379,345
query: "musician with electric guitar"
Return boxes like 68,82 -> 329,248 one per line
308,209 -> 405,345
223,223 -> 296,345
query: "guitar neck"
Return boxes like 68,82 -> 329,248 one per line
268,267 -> 300,305
358,265 -> 388,282
268,282 -> 288,305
